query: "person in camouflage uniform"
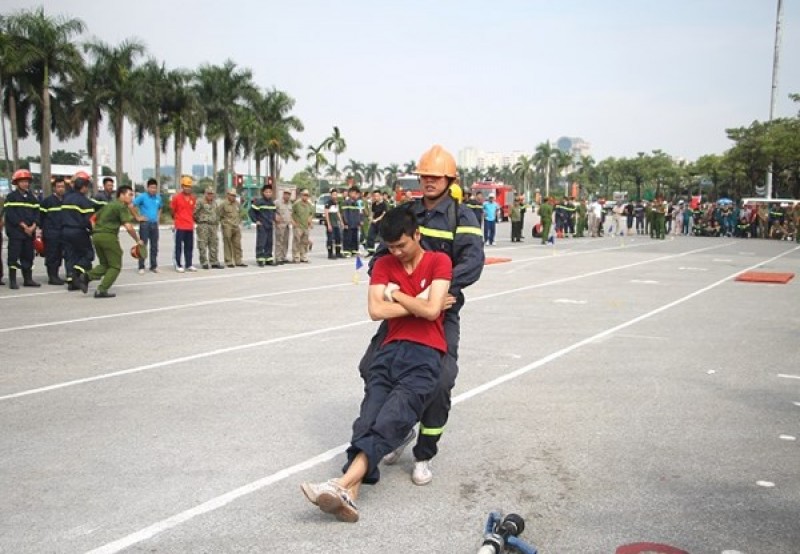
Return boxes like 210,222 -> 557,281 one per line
219,189 -> 247,267
193,187 -> 224,269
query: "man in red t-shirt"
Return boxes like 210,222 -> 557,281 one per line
170,176 -> 197,272
301,206 -> 453,523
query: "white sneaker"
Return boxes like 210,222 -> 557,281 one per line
186,266 -> 198,272
138,269 -> 145,275
412,459 -> 433,486
175,265 -> 185,273
383,429 -> 416,465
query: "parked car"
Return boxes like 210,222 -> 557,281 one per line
315,193 -> 331,224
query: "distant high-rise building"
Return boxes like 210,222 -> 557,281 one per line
458,148 -> 529,172
141,166 -> 176,181
191,164 -> 213,178
555,136 -> 591,162
458,147 -> 480,169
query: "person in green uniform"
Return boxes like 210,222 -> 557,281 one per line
510,197 -> 523,242
575,198 -> 587,238
538,196 -> 554,244
81,185 -> 144,298
653,197 -> 666,239
291,189 -> 315,263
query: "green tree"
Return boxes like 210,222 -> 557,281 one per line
69,54 -> 108,185
324,126 -> 346,175
306,142 -> 328,191
533,141 -> 558,197
343,159 -> 364,185
512,154 -> 535,198
383,163 -> 400,190
363,162 -> 382,189
6,7 -> 85,194
131,59 -> 169,186
161,68 -> 202,188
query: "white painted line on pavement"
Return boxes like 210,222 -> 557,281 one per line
778,435 -> 796,441
0,282 -> 350,334
756,481 -> 776,488
713,259 -> 733,262
1,243 -> 738,398
82,244 -> 799,554
630,279 -> 659,284
679,266 -> 708,271
793,401 -> 800,407
778,374 -> 800,380
0,320 -> 368,402
553,299 -> 587,304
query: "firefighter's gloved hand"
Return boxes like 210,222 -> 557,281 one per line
384,282 -> 400,302
416,286 -> 430,300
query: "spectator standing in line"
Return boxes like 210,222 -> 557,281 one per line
171,176 -> 197,272
132,178 -> 162,274
194,187 -> 224,270
274,189 -> 293,264
365,189 -> 387,256
324,189 -> 344,259
249,185 -> 277,266
92,177 -> 115,212
219,188 -> 247,267
291,189 -> 315,263
39,176 -> 67,285
482,193 -> 499,245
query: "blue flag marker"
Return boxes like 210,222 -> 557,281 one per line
355,256 -> 364,270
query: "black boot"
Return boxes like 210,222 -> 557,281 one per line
9,268 -> 18,290
335,247 -> 344,259
327,247 -> 335,260
22,269 -> 41,287
48,268 -> 65,286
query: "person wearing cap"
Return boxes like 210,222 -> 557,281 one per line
39,175 -> 67,285
249,184 -> 277,266
219,188 -> 247,267
193,187 -> 224,269
357,145 -> 484,487
365,189 -> 387,256
482,193 -> 499,246
132,178 -> 162,274
80,185 -> 144,298
61,172 -> 96,290
274,189 -> 293,264
4,169 -> 41,289
540,196 -> 556,242
170,176 -> 197,272
291,189 -> 315,263
341,185 -> 363,257
323,189 -> 344,259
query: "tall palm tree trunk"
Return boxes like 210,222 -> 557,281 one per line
115,115 -> 124,184
89,120 -> 99,186
153,126 -> 161,186
7,90 -> 20,170
211,140 -> 218,191
174,132 -> 183,188
41,65 -> 52,196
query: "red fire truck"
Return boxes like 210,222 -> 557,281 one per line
469,180 -> 516,221
394,174 -> 421,202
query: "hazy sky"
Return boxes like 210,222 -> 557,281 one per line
6,0 -> 800,179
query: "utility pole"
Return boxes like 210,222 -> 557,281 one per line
766,0 -> 784,199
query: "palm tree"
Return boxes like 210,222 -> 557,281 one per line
306,142 -> 328,190
84,38 -> 146,182
575,155 -> 596,198
131,59 -> 168,187
403,160 -> 417,174
512,154 -> 535,198
258,88 -> 303,182
0,15 -> 36,172
161,68 -> 202,189
343,159 -> 364,185
6,7 -> 85,194
383,163 -> 400,190
363,162 -> 383,189
69,55 -> 108,185
324,126 -> 346,173
194,60 -> 257,189
533,141 -> 559,197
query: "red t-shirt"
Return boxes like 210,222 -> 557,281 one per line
370,251 -> 452,353
171,193 -> 196,230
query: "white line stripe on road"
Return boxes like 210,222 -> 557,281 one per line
82,244 -> 799,554
1,242 -> 736,399
778,374 -> 800,380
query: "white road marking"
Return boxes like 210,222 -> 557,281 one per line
778,435 -> 796,441
0,282 -> 350,334
553,299 -> 587,304
793,401 -> 800,407
1,243 -> 740,400
679,266 -> 708,271
630,279 -> 659,284
83,245 -> 799,554
707,370 -> 717,375
0,321 -> 369,402
713,258 -> 733,262
778,374 -> 800,380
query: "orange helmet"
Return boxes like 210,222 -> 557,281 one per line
72,171 -> 92,190
33,236 -> 45,255
414,145 -> 457,178
12,169 -> 32,183
180,175 -> 193,188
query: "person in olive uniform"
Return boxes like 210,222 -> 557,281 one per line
219,189 -> 247,267
81,185 -> 144,298
538,197 -> 554,244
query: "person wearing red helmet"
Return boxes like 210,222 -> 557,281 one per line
4,169 -> 41,289
39,176 -> 68,285
61,172 -> 97,291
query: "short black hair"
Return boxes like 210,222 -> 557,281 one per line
103,177 -> 114,185
379,205 -> 418,243
146,178 -> 158,186
261,184 -> 272,193
348,185 -> 360,194
53,175 -> 66,184
116,185 -> 133,197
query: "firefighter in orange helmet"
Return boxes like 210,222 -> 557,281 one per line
4,169 -> 41,289
356,145 -> 485,486
61,172 -> 96,291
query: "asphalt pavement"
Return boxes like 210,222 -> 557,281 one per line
1,222 -> 798,554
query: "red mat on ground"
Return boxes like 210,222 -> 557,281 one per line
484,257 -> 512,265
735,271 -> 795,284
